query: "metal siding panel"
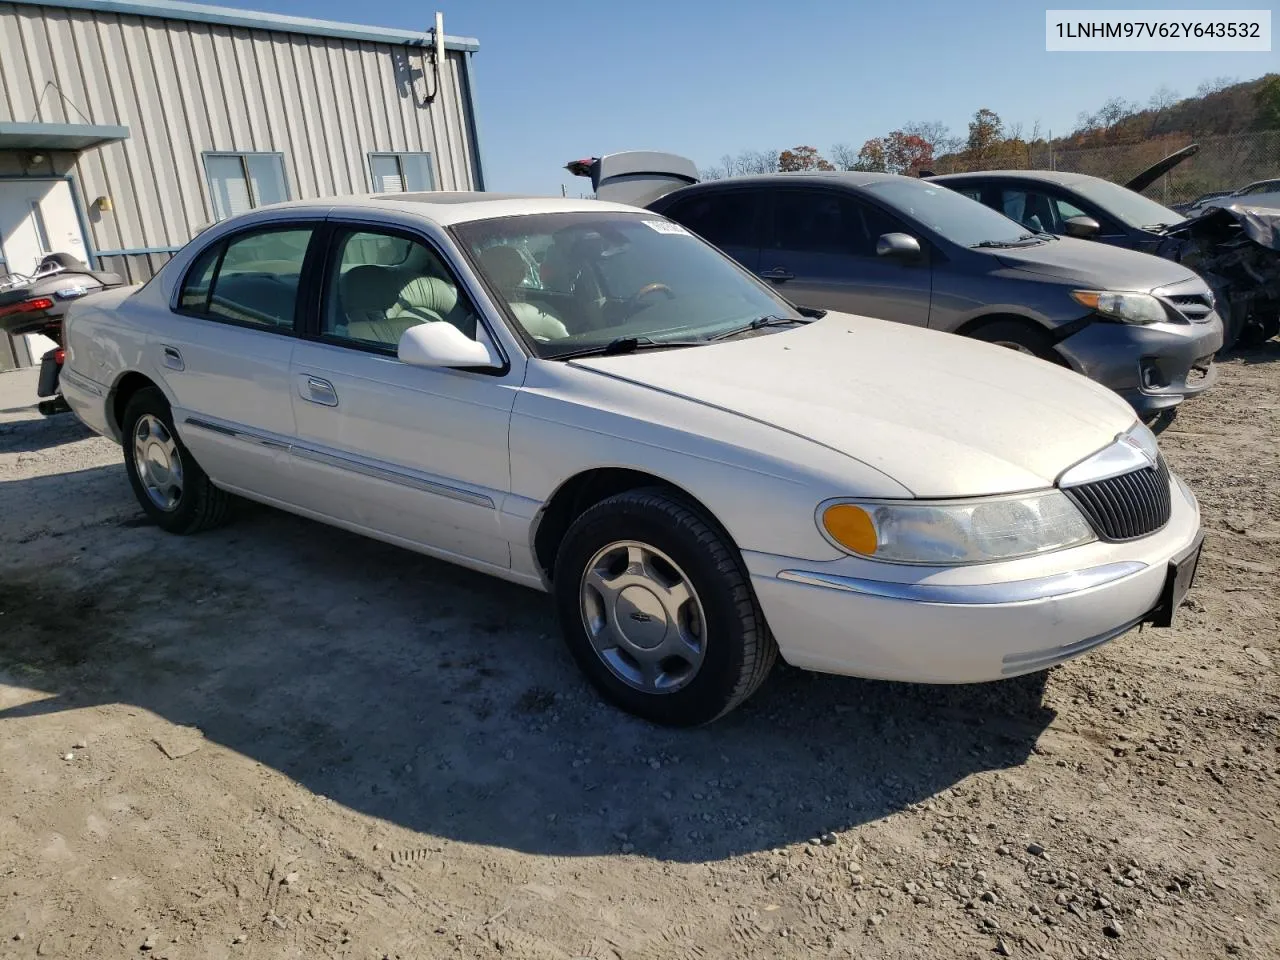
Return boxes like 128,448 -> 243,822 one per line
0,6 -> 19,121
188,23 -> 231,150
247,32 -> 282,151
210,25 -> 253,149
299,37 -> 339,195
328,40 -> 367,193
319,38 -> 358,195
67,11 -> 122,253
358,41 -> 392,155
40,11 -> 93,126
14,8 -> 58,121
373,42 -> 411,155
271,35 -> 315,198
146,21 -> 206,231
165,25 -> 216,224
440,52 -> 470,189
90,14 -> 150,252
389,44 -> 423,176
115,13 -> 177,246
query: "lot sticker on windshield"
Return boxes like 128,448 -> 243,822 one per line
642,219 -> 692,236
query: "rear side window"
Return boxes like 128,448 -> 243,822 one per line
177,227 -> 314,331
662,191 -> 762,249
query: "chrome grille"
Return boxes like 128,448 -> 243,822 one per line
1063,457 -> 1173,542
1165,293 -> 1214,323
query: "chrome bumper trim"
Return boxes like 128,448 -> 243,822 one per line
775,560 -> 1148,605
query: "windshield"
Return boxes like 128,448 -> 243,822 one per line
1067,177 -> 1183,229
452,212 -> 801,358
863,179 -> 1035,247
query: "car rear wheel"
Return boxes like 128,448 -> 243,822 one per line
966,319 -> 1064,364
121,386 -> 231,534
553,488 -> 777,726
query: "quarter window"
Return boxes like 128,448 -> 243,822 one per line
368,153 -> 436,193
323,228 -> 479,350
177,227 -> 313,331
204,153 -> 290,220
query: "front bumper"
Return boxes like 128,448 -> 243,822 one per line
1055,315 -> 1223,417
745,473 -> 1202,684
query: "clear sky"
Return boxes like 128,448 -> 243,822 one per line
236,0 -> 1276,195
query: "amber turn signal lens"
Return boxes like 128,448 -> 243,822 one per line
822,503 -> 878,555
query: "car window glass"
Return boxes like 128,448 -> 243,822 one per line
952,184 -> 983,202
999,189 -> 1056,233
859,201 -> 911,245
323,229 -> 479,350
663,192 -> 761,249
178,227 -> 312,330
1053,196 -> 1088,220
773,190 -> 875,256
179,243 -> 221,311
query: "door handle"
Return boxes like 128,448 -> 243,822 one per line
299,375 -> 339,407
759,268 -> 794,283
161,345 -> 184,371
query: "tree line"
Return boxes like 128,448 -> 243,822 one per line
699,72 -> 1280,181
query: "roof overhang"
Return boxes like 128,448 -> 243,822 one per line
0,121 -> 130,152
12,0 -> 481,52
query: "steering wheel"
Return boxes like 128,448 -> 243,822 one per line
625,282 -> 675,312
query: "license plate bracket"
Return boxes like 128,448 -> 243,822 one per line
1147,531 -> 1205,628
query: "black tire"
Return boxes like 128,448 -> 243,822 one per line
553,488 -> 777,726
121,386 -> 231,534
965,319 -> 1065,364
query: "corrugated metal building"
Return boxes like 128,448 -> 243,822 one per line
0,0 -> 483,368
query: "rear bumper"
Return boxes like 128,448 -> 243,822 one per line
60,366 -> 113,438
1055,315 -> 1223,416
745,473 -> 1201,684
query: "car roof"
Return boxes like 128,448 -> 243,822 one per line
239,192 -> 646,226
931,170 -> 1098,187
673,171 -> 922,192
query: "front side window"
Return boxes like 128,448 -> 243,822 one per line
864,178 -> 1033,248
322,228 -> 480,350
771,190 -> 907,257
999,188 -> 1058,233
368,153 -> 436,193
177,227 -> 313,330
452,211 -> 801,357
205,153 -> 289,220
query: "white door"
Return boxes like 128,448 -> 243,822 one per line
287,225 -> 517,568
0,179 -> 90,364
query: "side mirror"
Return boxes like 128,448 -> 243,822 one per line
1063,215 -> 1101,239
876,232 -> 922,259
398,322 -> 500,369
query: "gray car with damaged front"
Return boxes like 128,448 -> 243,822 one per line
569,155 -> 1224,420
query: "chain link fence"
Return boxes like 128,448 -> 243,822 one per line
932,130 -> 1280,207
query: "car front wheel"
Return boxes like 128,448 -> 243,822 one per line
554,488 -> 777,726
121,386 -> 231,534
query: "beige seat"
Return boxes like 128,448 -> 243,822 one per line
389,275 -> 475,336
476,245 -> 570,341
337,265 -> 429,344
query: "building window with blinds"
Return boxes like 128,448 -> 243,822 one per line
368,153 -> 436,194
204,153 -> 290,221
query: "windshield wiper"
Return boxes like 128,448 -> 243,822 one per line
554,335 -> 705,360
709,315 -> 812,341
971,233 -> 1045,249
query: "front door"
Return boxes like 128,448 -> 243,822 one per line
759,188 -> 932,326
287,223 -> 517,569
0,178 -> 90,364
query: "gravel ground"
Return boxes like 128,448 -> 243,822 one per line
1,347 -> 1277,960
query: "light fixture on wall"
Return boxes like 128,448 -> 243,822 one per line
27,152 -> 47,167
92,195 -> 113,213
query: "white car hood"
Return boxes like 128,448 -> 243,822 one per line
567,313 -> 1137,497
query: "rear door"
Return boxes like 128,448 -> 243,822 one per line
654,187 -> 764,271
163,223 -> 320,502
758,187 -> 932,326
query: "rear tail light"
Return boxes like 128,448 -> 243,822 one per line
0,297 -> 55,318
53,348 -> 66,364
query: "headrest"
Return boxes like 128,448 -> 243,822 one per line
339,265 -> 398,313
398,276 -> 458,317
477,245 -> 528,290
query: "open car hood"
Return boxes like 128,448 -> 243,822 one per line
1124,143 -> 1200,194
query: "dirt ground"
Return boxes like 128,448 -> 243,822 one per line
1,346 -> 1277,960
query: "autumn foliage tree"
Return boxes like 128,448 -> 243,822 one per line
778,145 -> 835,172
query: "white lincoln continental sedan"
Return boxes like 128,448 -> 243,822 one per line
60,194 -> 1204,725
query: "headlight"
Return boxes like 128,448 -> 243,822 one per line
1071,290 -> 1167,325
820,491 -> 1095,565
